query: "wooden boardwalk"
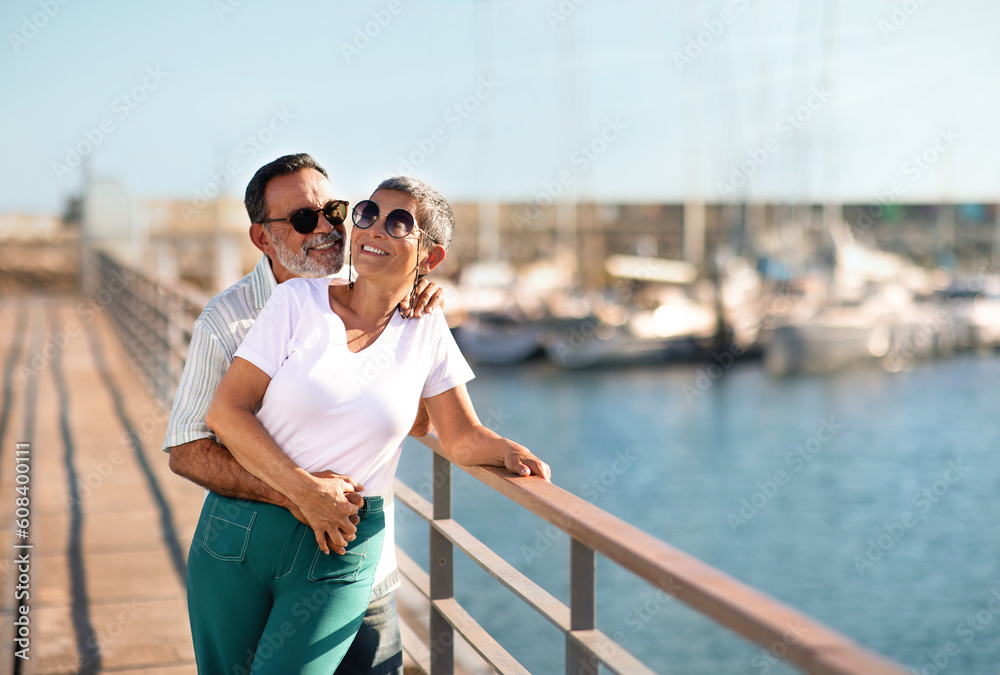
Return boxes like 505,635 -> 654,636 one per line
0,296 -> 205,674
0,295 -> 475,675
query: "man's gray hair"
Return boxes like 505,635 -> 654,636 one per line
374,176 -> 455,250
245,153 -> 329,225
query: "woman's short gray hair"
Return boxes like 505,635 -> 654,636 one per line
374,176 -> 455,250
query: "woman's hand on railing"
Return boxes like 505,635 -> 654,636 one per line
501,440 -> 551,481
424,384 -> 552,482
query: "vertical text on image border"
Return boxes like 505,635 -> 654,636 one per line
12,442 -> 33,661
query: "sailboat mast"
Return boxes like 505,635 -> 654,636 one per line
475,0 -> 499,262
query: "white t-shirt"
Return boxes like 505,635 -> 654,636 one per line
234,277 -> 475,498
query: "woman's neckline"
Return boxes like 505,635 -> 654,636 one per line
325,280 -> 402,355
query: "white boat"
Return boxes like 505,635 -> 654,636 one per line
451,259 -> 571,366
940,276 -> 1000,351
763,218 -> 945,375
454,313 -> 544,365
543,255 -> 718,369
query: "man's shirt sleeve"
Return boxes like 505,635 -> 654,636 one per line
162,320 -> 232,451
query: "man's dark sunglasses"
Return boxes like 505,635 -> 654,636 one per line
261,200 -> 349,234
352,200 -> 427,240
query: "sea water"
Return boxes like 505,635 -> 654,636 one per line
395,353 -> 1000,674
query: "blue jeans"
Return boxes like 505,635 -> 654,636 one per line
336,592 -> 403,675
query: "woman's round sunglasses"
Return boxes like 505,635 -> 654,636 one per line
352,200 -> 426,239
261,200 -> 349,234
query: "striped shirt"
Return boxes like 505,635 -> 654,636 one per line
163,255 -> 399,599
163,254 -> 277,449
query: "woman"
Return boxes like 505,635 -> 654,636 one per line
194,176 -> 550,674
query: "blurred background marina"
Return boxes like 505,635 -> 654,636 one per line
8,189 -> 1000,375
3,0 -> 1000,673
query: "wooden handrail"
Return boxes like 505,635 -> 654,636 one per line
411,435 -> 909,675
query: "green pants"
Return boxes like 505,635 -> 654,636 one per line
187,492 -> 385,674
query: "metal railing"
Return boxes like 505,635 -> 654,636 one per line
89,247 -> 911,675
90,248 -> 209,403
392,444 -> 910,675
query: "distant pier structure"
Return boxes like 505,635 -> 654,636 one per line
1,182 -> 997,297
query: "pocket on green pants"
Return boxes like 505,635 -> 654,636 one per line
307,536 -> 369,582
201,498 -> 257,562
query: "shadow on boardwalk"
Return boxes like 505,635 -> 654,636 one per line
0,296 -> 202,674
0,296 -> 451,675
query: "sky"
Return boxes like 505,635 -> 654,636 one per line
1,0 -> 999,215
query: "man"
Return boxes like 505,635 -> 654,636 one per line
165,153 -> 441,674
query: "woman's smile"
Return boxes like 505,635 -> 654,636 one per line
359,243 -> 389,256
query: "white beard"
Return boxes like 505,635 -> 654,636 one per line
271,231 -> 344,278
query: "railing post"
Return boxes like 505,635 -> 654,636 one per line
429,452 -> 454,675
157,285 -> 173,403
79,242 -> 97,296
165,291 -> 184,405
567,539 -> 595,675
